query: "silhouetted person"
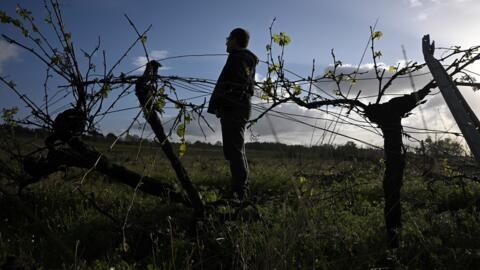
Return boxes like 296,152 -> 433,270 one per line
208,28 -> 258,199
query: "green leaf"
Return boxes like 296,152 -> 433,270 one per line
140,35 -> 148,44
374,51 -> 382,59
293,85 -> 302,96
178,143 -> 187,157
154,98 -> 166,112
157,87 -> 165,96
2,107 -> 19,126
371,31 -> 383,40
298,176 -> 307,184
176,123 -> 186,138
16,7 -> 32,20
268,64 -> 281,73
184,113 -> 192,124
0,11 -> 11,23
263,77 -> 274,97
99,84 -> 111,98
388,66 -> 398,73
346,76 -> 357,85
273,32 -> 291,46
324,70 -> 334,79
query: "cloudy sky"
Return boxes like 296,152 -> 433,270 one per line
1,0 -> 480,150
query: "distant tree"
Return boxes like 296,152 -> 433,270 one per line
123,133 -> 141,143
343,141 -> 357,149
424,136 -> 465,158
336,141 -> 359,160
105,132 -> 118,142
86,129 -> 104,141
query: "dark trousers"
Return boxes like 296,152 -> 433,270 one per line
220,116 -> 249,199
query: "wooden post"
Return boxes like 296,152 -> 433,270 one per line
422,35 -> 480,161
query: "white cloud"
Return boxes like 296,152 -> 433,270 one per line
315,62 -> 433,102
404,0 -> 480,50
0,39 -> 20,74
404,0 -> 477,31
409,0 -> 423,7
415,12 -> 428,21
408,0 -> 472,7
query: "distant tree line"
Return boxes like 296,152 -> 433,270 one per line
4,124 -> 465,160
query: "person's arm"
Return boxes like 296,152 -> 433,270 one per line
207,54 -> 238,114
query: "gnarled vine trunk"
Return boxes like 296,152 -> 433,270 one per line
135,60 -> 205,218
23,138 -> 187,203
365,88 -> 429,248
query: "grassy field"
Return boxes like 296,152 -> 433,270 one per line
1,134 -> 480,269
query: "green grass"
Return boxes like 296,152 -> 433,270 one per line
1,136 -> 480,269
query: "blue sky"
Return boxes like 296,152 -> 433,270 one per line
1,0 -> 480,148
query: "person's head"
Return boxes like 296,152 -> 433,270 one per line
226,28 -> 250,53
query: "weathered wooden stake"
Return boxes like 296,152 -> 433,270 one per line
422,34 -> 480,161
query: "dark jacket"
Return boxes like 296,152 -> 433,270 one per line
208,48 -> 258,120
